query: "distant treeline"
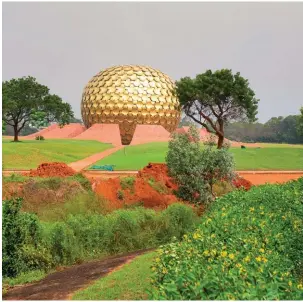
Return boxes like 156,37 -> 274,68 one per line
179,114 -> 303,144
225,115 -> 303,144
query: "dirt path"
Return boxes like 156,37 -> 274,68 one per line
68,145 -> 124,172
3,249 -> 152,300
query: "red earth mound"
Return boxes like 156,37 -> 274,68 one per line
28,162 -> 76,178
94,163 -> 179,210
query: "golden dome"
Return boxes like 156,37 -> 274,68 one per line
81,65 -> 181,145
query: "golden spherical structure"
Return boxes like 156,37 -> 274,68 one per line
81,65 -> 181,145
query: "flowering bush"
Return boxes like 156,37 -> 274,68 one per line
149,178 -> 303,300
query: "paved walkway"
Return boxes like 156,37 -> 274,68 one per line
68,146 -> 124,172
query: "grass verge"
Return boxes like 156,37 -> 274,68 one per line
72,251 -> 156,300
91,142 -> 303,171
2,139 -> 113,169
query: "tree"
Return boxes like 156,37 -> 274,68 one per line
176,69 -> 259,148
298,107 -> 303,137
2,120 -> 6,135
2,76 -> 74,142
166,125 -> 235,204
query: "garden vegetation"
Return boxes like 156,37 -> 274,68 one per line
150,178 -> 303,300
2,198 -> 198,280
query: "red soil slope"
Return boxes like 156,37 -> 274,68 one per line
74,124 -> 121,146
94,163 -> 179,210
130,125 -> 171,145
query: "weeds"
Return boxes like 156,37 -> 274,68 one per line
148,177 -> 168,194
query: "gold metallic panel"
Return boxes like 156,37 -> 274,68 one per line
81,65 -> 181,145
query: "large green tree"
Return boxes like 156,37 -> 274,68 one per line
176,69 -> 259,148
2,76 -> 74,142
298,107 -> 303,137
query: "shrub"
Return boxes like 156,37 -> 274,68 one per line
117,190 -> 124,200
2,198 -> 43,277
166,125 -> 235,204
120,176 -> 135,191
148,177 -> 169,194
35,135 -> 45,140
150,178 -> 303,300
2,199 -> 199,279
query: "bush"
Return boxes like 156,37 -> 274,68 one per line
166,125 -> 235,204
2,199 -> 198,279
35,135 -> 45,140
120,176 -> 135,191
150,178 -> 303,300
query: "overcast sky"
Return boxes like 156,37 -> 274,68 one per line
2,2 -> 303,122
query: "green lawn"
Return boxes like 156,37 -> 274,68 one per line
72,251 -> 156,300
2,139 -> 113,169
91,142 -> 303,171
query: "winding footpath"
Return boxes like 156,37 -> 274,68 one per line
3,249 -> 152,300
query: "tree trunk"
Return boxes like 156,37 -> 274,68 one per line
13,125 -> 19,142
217,134 -> 224,149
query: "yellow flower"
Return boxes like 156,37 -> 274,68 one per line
193,233 -> 201,239
244,256 -> 251,263
236,263 -> 242,268
259,248 -> 265,253
221,251 -> 228,257
152,266 -> 156,271
262,257 -> 268,263
203,250 -> 210,256
297,283 -> 303,289
255,256 -> 262,262
288,281 -> 292,287
249,207 -> 255,212
282,216 -> 286,220
162,268 -> 168,274
211,249 -> 217,256
155,257 -> 160,262
229,253 -> 235,260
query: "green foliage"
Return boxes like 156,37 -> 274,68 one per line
117,190 -> 124,200
148,177 -> 169,194
150,179 -> 303,300
226,115 -> 303,144
2,198 -> 42,277
120,176 -> 135,191
166,125 -> 235,204
298,107 -> 303,137
35,135 -> 45,140
2,200 -> 198,279
176,69 -> 259,148
2,120 -> 6,134
2,76 -> 74,141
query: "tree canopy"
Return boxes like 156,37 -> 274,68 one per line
176,69 -> 259,148
225,112 -> 303,144
2,76 -> 74,141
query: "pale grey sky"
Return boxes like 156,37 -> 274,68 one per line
2,2 -> 303,122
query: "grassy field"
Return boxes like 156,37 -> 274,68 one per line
91,142 -> 303,171
72,251 -> 156,300
2,139 -> 113,169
